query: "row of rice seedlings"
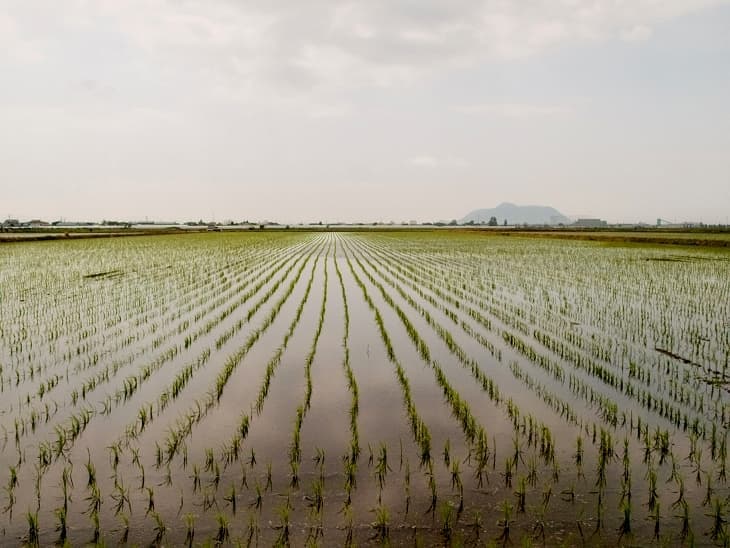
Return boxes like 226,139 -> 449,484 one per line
152,241 -> 324,463
352,235 -> 724,544
211,240 -> 318,350
354,237 -> 503,360
6,237 -> 272,411
333,240 -> 361,500
114,241 -> 322,453
3,239 -> 300,460
347,242 -> 531,490
351,238 -> 564,532
289,247 -> 329,487
350,243 -> 503,402
1,243 -> 178,385
366,234 -> 722,445
69,238 -> 304,407
342,246 -> 433,468
169,247 -> 324,513
217,241 -> 324,403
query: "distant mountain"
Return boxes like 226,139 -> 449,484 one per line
460,202 -> 571,226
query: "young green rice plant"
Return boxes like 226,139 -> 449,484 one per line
342,503 -> 355,547
183,513 -> 196,546
215,512 -> 230,544
451,459 -> 463,495
191,464 -> 200,493
618,498 -> 632,539
204,447 -> 215,473
503,457 -> 514,488
593,490 -> 605,536
496,500 -> 514,546
440,501 -> 455,543
250,481 -> 263,511
426,463 -> 438,516
55,506 -> 68,543
527,455 -> 538,487
718,433 -> 728,484
651,500 -> 661,540
707,497 -> 727,541
532,503 -> 548,544
145,486 -> 155,516
224,483 -> 237,515
343,456 -> 357,507
574,435 -> 584,479
515,476 -> 527,513
647,466 -> 658,512
209,461 -> 221,491
541,483 -> 552,511
290,460 -> 300,489
443,438 -> 451,468
512,433 -> 525,469
694,448 -> 704,486
151,511 -> 166,544
26,509 -> 40,546
672,473 -> 686,510
266,461 -> 273,492
108,441 -> 122,473
274,494 -> 292,546
703,471 -> 714,506
90,508 -> 100,544
403,458 -> 411,516
85,450 -> 96,488
374,442 -> 391,492
551,458 -> 560,483
86,484 -> 102,516
677,499 -> 692,542
306,476 -> 324,514
371,504 -> 390,543
202,487 -> 217,512
118,512 -> 130,545
111,480 -> 131,516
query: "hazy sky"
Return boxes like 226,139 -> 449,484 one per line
2,1 -> 729,223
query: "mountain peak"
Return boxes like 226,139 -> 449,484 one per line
460,203 -> 570,225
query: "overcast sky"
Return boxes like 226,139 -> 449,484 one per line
1,1 -> 729,224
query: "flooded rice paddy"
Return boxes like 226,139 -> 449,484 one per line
0,230 -> 729,546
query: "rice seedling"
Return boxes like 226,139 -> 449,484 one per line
224,483 -> 237,515
117,512 -> 130,544
440,501 -> 456,543
706,497 -> 727,541
511,475 -> 526,515
215,512 -> 230,544
183,513 -> 196,546
371,504 -> 390,543
55,506 -> 68,543
496,500 -> 514,546
274,494 -> 293,546
26,509 -> 39,546
151,511 -> 166,544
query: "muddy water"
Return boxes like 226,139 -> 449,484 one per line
1,231 -> 728,546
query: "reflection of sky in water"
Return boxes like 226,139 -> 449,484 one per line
0,233 -> 727,545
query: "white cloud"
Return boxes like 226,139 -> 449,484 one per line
453,102 -> 571,118
0,12 -> 44,63
620,25 -> 654,42
407,155 -> 469,168
2,0 -> 724,95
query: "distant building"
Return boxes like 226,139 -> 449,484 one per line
573,218 -> 608,228
2,219 -> 20,228
27,219 -> 50,228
